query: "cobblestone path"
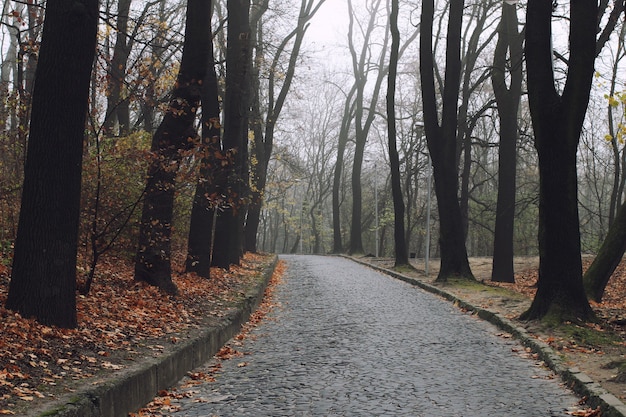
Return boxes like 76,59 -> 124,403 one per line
168,255 -> 581,416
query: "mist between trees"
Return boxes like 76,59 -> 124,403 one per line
0,0 -> 624,326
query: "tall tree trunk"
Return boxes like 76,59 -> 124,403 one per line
185,5 -> 221,277
212,0 -> 252,268
387,0 -> 409,267
242,0 -> 269,254
134,0 -> 212,292
520,0 -> 595,322
420,0 -> 474,282
6,0 -> 98,329
491,1 -> 522,283
567,0 -> 626,299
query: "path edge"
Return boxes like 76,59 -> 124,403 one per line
346,255 -> 626,417
36,255 -> 278,417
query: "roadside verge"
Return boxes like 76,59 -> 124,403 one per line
37,255 -> 278,417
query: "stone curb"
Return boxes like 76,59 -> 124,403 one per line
348,256 -> 626,417
36,255 -> 278,417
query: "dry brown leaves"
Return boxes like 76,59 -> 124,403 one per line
0,252 -> 277,415
490,258 -> 626,331
132,260 -> 286,417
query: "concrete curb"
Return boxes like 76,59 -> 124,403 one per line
37,255 -> 278,417
348,256 -> 626,417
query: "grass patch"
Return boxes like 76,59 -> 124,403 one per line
552,322 -> 622,348
444,277 -> 523,298
393,264 -> 417,274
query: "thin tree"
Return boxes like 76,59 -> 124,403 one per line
348,0 -> 389,254
134,0 -> 212,293
331,82 -> 357,253
420,0 -> 474,282
491,0 -> 523,283
520,0 -> 597,322
103,0 -> 132,136
6,0 -> 99,328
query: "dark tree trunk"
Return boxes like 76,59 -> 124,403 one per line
331,87 -> 356,253
584,201 -> 626,302
520,0 -> 596,322
135,0 -> 212,292
387,0 -> 409,267
420,0 -> 474,282
310,204 -> 321,254
243,104 -> 266,254
491,2 -> 522,283
6,0 -> 98,329
104,0 -> 132,136
212,0 -> 252,268
185,9 -> 221,277
243,3 -> 268,254
580,4 -> 626,300
349,139 -> 366,254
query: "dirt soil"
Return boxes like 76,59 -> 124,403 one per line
364,255 -> 626,409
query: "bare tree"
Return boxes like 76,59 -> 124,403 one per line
347,0 -> 389,254
245,0 -> 327,253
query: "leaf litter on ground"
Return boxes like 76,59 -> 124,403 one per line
0,251 -> 278,415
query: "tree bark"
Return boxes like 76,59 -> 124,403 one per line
387,0 -> 409,267
6,0 -> 99,328
520,0 -> 596,322
134,0 -> 212,292
420,0 -> 474,282
491,1 -> 522,283
185,6 -> 222,277
549,0 -> 625,305
212,0 -> 252,268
